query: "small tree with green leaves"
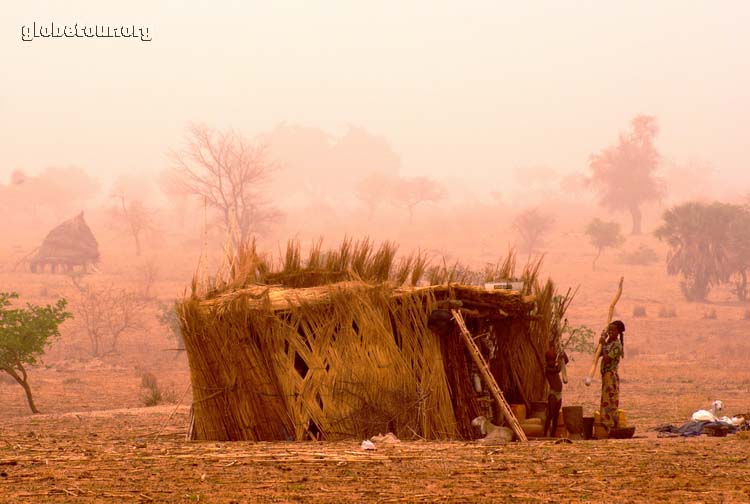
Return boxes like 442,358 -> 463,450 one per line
157,301 -> 184,350
560,323 -> 596,358
585,218 -> 625,270
0,292 -> 71,413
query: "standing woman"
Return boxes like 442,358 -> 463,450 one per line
599,320 -> 625,431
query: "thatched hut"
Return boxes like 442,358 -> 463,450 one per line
178,240 -> 569,442
29,212 -> 100,273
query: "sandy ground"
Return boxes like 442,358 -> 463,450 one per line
1,409 -> 749,503
2,233 -> 750,502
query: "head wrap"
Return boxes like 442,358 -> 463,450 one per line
611,320 -> 625,334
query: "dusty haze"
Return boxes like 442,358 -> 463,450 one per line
3,1 -> 750,316
4,1 -> 749,200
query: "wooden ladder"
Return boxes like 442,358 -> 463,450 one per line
451,309 -> 528,442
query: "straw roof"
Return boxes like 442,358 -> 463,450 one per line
179,239 -> 569,442
32,212 -> 99,264
198,281 -> 536,314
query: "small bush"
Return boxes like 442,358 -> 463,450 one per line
140,371 -> 162,407
142,388 -> 162,407
632,305 -> 647,317
627,346 -> 641,359
63,377 -> 82,385
140,371 -> 157,390
137,370 -> 177,406
703,308 -> 718,320
619,245 -> 659,266
743,308 -> 750,320
658,305 -> 677,318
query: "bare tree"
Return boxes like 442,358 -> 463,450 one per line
513,208 -> 555,254
390,176 -> 446,220
70,277 -> 146,357
171,124 -> 281,247
111,193 -> 156,256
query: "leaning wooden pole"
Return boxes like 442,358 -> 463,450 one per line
585,277 -> 624,386
451,309 -> 528,442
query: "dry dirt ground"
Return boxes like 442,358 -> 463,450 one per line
3,234 -> 750,502
2,410 -> 750,503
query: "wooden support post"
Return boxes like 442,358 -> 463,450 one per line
451,309 -> 528,442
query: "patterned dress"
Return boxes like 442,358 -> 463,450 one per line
600,338 -> 623,429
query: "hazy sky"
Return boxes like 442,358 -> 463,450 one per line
3,1 -> 749,196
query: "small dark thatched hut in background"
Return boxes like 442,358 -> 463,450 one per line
29,212 -> 100,273
178,239 -> 570,442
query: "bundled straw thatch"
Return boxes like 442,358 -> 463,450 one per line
178,239 -> 571,442
29,212 -> 100,273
